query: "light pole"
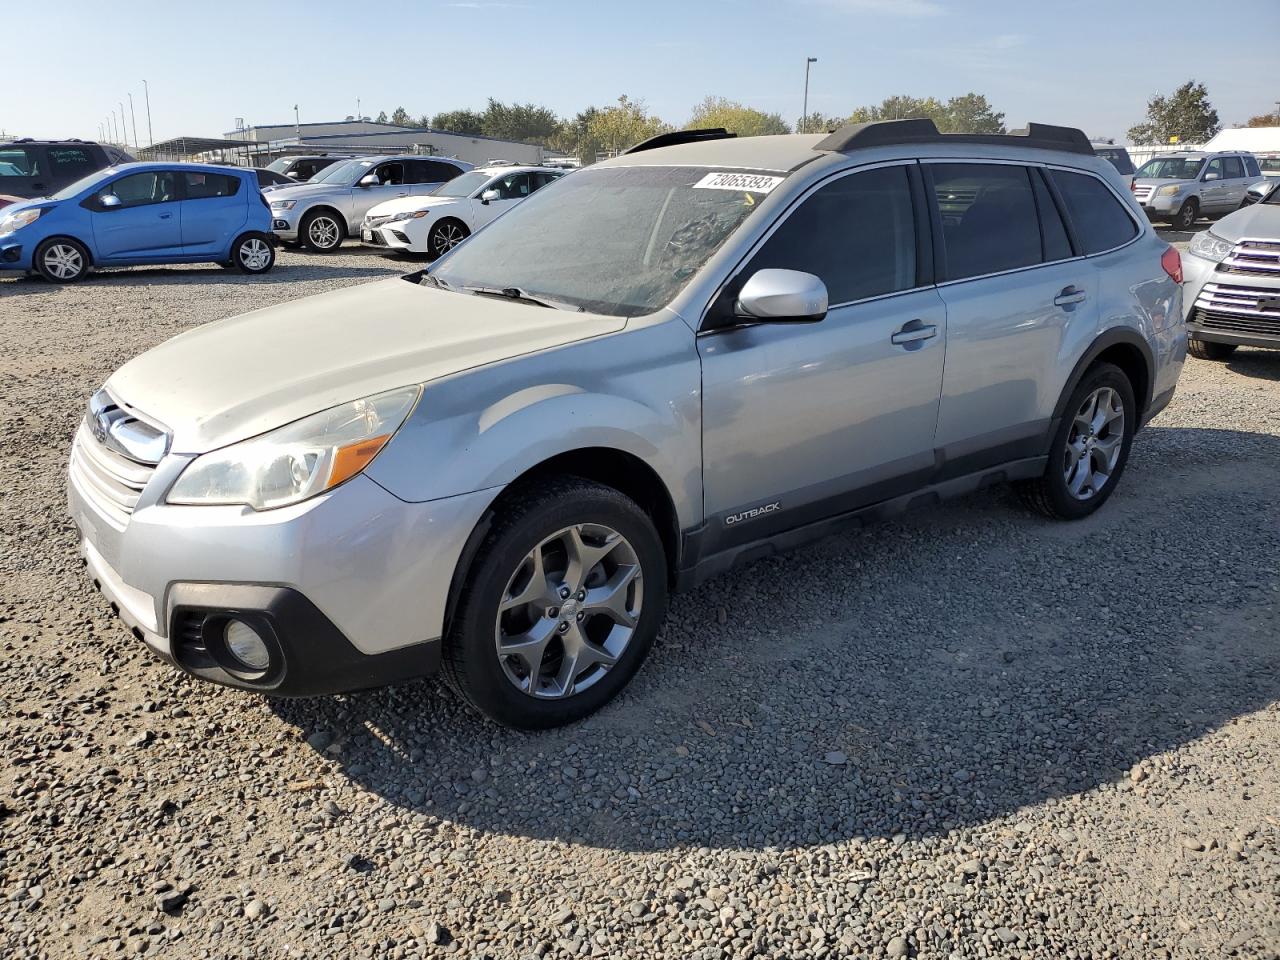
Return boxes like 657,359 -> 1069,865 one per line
142,79 -> 154,147
128,93 -> 139,152
119,101 -> 129,149
802,57 -> 818,134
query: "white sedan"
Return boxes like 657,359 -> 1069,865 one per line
360,165 -> 564,257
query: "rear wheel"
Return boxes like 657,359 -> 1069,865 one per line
442,479 -> 668,729
232,233 -> 275,274
1188,338 -> 1237,361
1018,362 -> 1135,521
34,237 -> 89,283
301,209 -> 345,252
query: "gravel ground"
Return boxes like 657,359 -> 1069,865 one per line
2,242 -> 1279,960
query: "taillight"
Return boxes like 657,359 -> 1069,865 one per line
1161,245 -> 1183,284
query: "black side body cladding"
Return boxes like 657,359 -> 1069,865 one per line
815,119 -> 1095,157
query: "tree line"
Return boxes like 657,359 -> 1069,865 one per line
358,93 -> 1006,162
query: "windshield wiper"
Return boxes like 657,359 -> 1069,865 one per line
462,285 -> 583,312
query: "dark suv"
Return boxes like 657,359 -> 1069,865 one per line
0,139 -> 134,208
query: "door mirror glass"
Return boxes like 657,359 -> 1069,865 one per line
479,188 -> 500,204
358,174 -> 379,187
735,269 -> 828,323
98,193 -> 122,208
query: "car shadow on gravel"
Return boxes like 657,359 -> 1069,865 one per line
268,426 -> 1280,853
1223,350 -> 1280,381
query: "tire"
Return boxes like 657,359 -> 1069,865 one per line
300,209 -> 345,252
1017,362 -> 1136,521
1169,198 -> 1198,231
33,237 -> 89,283
231,232 -> 275,274
442,478 -> 669,729
427,218 -> 469,259
1188,338 -> 1237,361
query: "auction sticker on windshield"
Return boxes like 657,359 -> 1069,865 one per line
693,172 -> 785,194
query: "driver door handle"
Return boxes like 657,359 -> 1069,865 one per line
891,319 -> 938,345
1054,286 -> 1087,306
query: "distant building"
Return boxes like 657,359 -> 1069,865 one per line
224,119 -> 547,167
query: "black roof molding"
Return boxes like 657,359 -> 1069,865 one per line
623,128 -> 736,155
815,119 -> 1095,156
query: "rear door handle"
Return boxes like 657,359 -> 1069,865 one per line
891,319 -> 938,346
1054,286 -> 1087,306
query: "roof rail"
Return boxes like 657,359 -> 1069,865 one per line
815,118 -> 1095,156
624,127 -> 736,155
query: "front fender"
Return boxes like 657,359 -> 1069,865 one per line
365,315 -> 703,530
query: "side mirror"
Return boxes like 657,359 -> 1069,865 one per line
1203,171 -> 1220,182
735,269 -> 828,323
358,174 -> 379,187
286,172 -> 300,179
479,189 -> 500,204
98,193 -> 122,209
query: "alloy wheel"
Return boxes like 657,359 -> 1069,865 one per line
433,223 -> 465,254
238,238 -> 272,270
43,243 -> 83,280
307,216 -> 340,249
494,523 -> 643,699
1063,386 -> 1125,500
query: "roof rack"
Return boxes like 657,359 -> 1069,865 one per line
623,127 -> 736,155
815,119 -> 1094,156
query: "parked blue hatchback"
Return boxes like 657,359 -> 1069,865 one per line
0,162 -> 275,283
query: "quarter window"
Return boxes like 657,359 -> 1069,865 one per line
932,164 -> 1041,281
1051,170 -> 1138,254
742,164 -> 917,304
107,171 -> 178,208
182,172 -> 240,199
0,147 -> 40,177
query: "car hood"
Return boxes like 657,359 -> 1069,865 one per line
367,196 -> 461,219
106,277 -> 627,454
267,181 -> 349,202
1203,201 -> 1280,244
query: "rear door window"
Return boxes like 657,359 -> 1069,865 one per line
182,171 -> 241,199
1031,170 -> 1073,262
1050,170 -> 1138,255
1222,157 -> 1245,180
931,163 -> 1041,281
744,164 -> 917,304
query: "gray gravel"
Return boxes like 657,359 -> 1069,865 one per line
2,240 -> 1279,959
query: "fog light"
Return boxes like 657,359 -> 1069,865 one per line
224,620 -> 271,671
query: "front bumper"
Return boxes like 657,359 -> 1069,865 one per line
361,222 -> 414,251
69,433 -> 498,696
1182,249 -> 1280,349
0,239 -> 29,270
269,208 -> 303,241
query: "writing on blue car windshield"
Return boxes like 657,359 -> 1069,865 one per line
427,166 -> 774,317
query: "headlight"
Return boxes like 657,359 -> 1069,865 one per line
388,210 -> 429,223
1156,185 -> 1183,197
270,199 -> 298,210
166,386 -> 420,510
1187,231 -> 1233,263
0,207 -> 44,236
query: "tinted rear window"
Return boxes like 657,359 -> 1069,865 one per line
1095,148 -> 1135,176
1050,170 -> 1138,255
932,164 -> 1042,281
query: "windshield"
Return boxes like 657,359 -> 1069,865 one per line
1137,157 -> 1204,180
431,171 -> 490,198
50,168 -> 117,201
429,165 -> 773,317
265,158 -> 293,174
310,158 -> 375,185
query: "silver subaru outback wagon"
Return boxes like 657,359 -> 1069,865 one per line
68,119 -> 1187,729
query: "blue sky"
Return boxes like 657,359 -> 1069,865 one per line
3,0 -> 1277,145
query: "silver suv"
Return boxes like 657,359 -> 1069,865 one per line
1132,150 -> 1263,230
69,120 -> 1187,728
267,154 -> 473,251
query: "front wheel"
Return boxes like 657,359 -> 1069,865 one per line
1188,339 -> 1237,361
427,219 -> 469,259
34,238 -> 89,283
1169,199 -> 1198,231
1017,362 -> 1135,521
232,233 -> 275,274
443,479 -> 669,729
301,210 -> 345,252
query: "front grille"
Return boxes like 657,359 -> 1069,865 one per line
1193,279 -> 1280,338
1221,239 -> 1280,276
390,230 -> 410,244
366,230 -> 387,246
1194,307 -> 1280,338
70,424 -> 157,527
